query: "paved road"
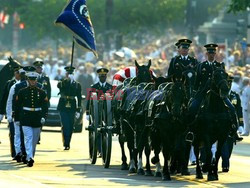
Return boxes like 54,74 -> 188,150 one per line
0,118 -> 250,188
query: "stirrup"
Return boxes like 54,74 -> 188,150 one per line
185,132 -> 194,143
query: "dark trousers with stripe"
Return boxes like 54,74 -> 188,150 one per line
8,122 -> 16,158
60,111 -> 75,147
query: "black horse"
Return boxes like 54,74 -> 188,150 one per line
118,60 -> 153,174
0,57 -> 21,100
193,68 -> 231,181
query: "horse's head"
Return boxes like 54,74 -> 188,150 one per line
211,68 -> 230,98
182,67 -> 196,100
152,76 -> 168,90
135,60 -> 152,84
167,80 -> 185,119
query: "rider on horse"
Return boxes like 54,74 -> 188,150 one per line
186,43 -> 243,142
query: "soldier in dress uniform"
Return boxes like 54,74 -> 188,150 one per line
187,44 -> 243,141
167,39 -> 198,78
86,68 -> 112,120
7,66 -> 42,163
33,59 -> 51,103
57,66 -> 82,150
0,65 -> 22,158
85,68 -> 112,157
221,75 -> 244,172
33,59 -> 51,144
15,71 -> 48,167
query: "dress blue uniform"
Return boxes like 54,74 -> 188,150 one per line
167,39 -> 198,79
86,68 -> 112,156
57,66 -> 82,150
15,71 -> 48,167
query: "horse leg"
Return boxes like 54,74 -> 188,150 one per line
206,143 -> 215,181
127,137 -> 136,174
118,134 -> 128,170
194,144 -> 203,179
144,140 -> 153,176
162,144 -> 171,181
214,139 -> 225,181
137,149 -> 145,175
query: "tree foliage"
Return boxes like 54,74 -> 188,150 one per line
228,0 -> 250,13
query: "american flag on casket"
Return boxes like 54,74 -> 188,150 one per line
112,66 -> 156,88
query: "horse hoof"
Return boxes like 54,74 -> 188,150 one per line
196,174 -> 203,179
151,156 -> 159,165
137,168 -> 145,175
121,163 -> 129,170
154,171 -> 162,177
207,174 -> 217,181
162,174 -> 171,181
145,170 -> 153,176
129,167 -> 136,174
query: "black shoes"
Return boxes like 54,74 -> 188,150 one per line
222,167 -> 229,172
27,158 -> 34,167
64,146 -> 70,150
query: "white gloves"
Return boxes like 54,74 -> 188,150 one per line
40,118 -> 46,124
7,116 -> 13,123
75,112 -> 80,119
15,121 -> 20,126
0,114 -> 4,122
68,74 -> 74,82
86,115 -> 90,121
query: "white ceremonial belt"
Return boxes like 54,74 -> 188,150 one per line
23,107 -> 42,111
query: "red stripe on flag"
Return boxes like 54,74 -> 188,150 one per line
124,68 -> 130,78
113,74 -> 125,82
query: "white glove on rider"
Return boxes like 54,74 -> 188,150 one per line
68,74 -> 74,82
40,118 -> 46,125
86,115 -> 90,121
75,112 -> 80,119
0,114 -> 4,122
15,121 -> 20,126
7,116 -> 13,123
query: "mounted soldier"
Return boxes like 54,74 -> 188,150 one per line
187,43 -> 243,142
167,39 -> 198,79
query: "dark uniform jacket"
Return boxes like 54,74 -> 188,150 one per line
0,79 -> 17,114
16,86 -> 48,127
168,55 -> 198,78
229,90 -> 243,126
13,80 -> 42,121
86,82 -> 112,115
57,79 -> 82,112
194,60 -> 225,95
37,73 -> 51,100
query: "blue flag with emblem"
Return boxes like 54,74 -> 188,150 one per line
55,0 -> 97,57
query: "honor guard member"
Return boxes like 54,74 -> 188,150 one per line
220,75 -> 244,172
85,68 -> 112,157
15,71 -> 48,167
57,66 -> 82,150
33,59 -> 51,144
0,65 -> 22,158
86,68 -> 112,120
33,59 -> 51,103
167,39 -> 198,78
187,44 -> 243,142
7,66 -> 42,163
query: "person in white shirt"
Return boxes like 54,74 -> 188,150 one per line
241,77 -> 250,136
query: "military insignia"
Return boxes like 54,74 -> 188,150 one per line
202,68 -> 206,71
232,99 -> 237,105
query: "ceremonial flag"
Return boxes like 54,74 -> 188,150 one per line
55,0 -> 97,56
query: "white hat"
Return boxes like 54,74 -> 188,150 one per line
26,72 -> 39,79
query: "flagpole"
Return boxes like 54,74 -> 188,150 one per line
70,39 -> 75,67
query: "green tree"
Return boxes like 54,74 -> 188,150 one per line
228,0 -> 250,13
